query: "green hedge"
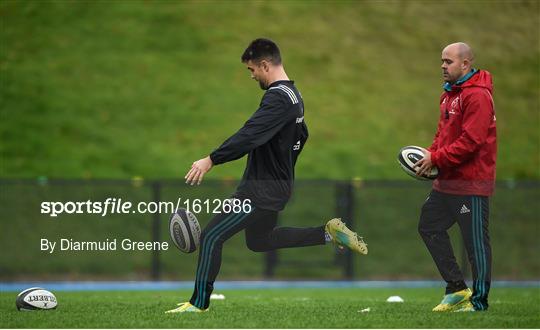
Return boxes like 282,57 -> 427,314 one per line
1,180 -> 538,280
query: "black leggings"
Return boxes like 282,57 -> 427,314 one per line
419,190 -> 491,310
189,207 -> 325,309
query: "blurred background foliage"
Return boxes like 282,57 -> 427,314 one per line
1,0 -> 539,180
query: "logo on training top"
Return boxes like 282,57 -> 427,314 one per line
293,140 -> 301,151
460,204 -> 470,214
450,97 -> 460,115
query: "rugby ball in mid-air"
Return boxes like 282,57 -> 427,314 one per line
398,146 -> 439,181
16,287 -> 57,311
169,208 -> 201,253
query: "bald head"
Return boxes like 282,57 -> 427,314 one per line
444,42 -> 474,62
441,42 -> 475,83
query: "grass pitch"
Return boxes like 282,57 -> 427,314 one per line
2,287 -> 539,328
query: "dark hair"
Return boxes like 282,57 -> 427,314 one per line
241,38 -> 282,65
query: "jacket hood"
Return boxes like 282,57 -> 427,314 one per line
454,70 -> 493,93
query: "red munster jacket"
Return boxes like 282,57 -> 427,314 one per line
428,70 -> 497,196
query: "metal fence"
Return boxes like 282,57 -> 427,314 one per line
0,179 -> 538,281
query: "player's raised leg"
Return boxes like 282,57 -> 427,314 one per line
244,209 -> 327,252
244,211 -> 367,254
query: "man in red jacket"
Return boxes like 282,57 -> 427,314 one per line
415,42 -> 497,312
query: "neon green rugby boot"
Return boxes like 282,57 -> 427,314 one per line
432,288 -> 472,312
325,218 -> 368,255
454,301 -> 476,312
165,302 -> 208,314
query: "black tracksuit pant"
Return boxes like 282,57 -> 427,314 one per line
189,206 -> 325,309
419,190 -> 492,310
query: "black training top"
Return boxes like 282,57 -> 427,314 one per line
209,80 -> 308,211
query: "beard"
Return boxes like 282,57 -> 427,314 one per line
258,80 -> 268,90
443,71 -> 458,84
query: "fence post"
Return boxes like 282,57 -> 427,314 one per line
335,182 -> 355,279
264,250 -> 277,278
151,181 -> 161,280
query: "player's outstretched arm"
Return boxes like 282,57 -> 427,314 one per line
185,156 -> 213,185
209,92 -> 292,165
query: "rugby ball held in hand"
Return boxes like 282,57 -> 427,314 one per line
16,287 -> 57,311
398,146 -> 439,180
169,208 -> 201,253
